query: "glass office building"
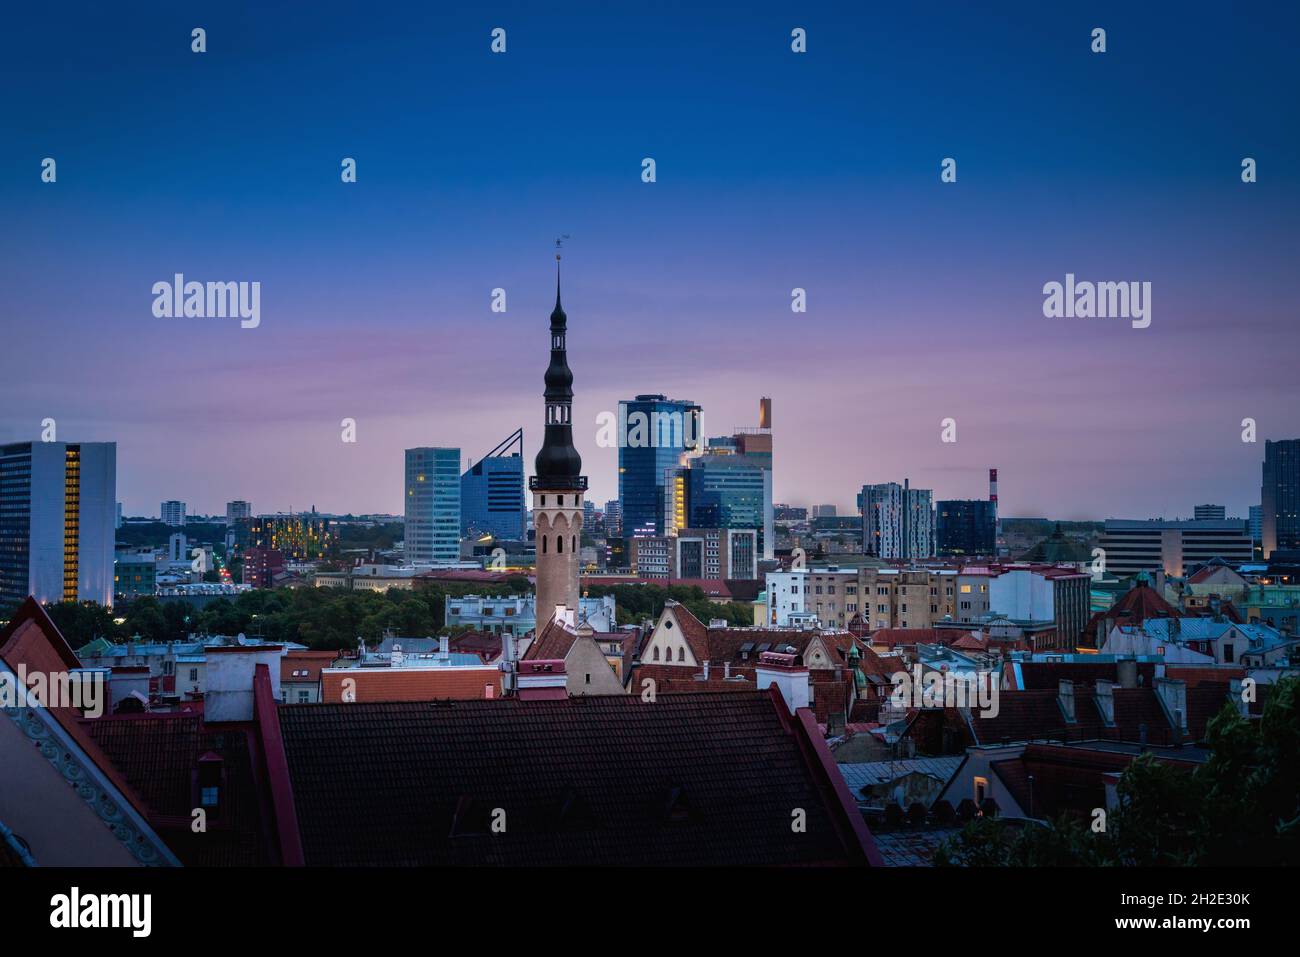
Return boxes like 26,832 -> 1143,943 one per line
935,499 -> 996,556
617,395 -> 701,540
461,430 -> 525,540
686,455 -> 771,555
405,447 -> 461,564
1262,439 -> 1300,557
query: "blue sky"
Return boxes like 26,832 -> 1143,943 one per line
1,1 -> 1297,519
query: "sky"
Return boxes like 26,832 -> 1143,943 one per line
2,1 -> 1297,521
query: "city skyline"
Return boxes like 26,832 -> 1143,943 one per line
3,3 -> 1297,520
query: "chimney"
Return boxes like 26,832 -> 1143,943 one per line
1156,677 -> 1188,733
107,667 -> 149,714
1095,680 -> 1116,725
517,660 -> 567,701
390,643 -> 404,667
1058,679 -> 1076,722
756,651 -> 810,714
702,660 -> 710,680
205,646 -> 282,722
1116,657 -> 1138,689
723,661 -> 731,679
499,632 -> 518,694
439,635 -> 450,660
827,708 -> 846,737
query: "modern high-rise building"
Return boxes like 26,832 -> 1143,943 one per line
603,499 -> 622,537
1194,503 -> 1227,521
1249,505 -> 1263,550
680,404 -> 775,559
859,480 -> 934,560
1097,519 -> 1253,577
936,500 -> 996,556
248,510 -> 334,561
0,441 -> 116,607
1261,439 -> 1300,558
160,500 -> 186,527
404,448 -> 461,564
617,394 -> 701,540
811,504 -> 837,519
461,429 -> 526,540
531,252 -> 586,628
226,500 -> 252,524
685,454 -> 772,558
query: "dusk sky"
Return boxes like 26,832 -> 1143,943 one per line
3,1 -> 1297,521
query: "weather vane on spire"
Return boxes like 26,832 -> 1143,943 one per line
555,234 -> 570,260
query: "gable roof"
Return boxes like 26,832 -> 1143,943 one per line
0,598 -> 178,865
83,712 -> 277,865
278,690 -> 881,866
523,617 -> 582,661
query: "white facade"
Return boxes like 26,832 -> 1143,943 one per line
765,569 -> 808,626
160,500 -> 186,527
988,568 -> 1056,622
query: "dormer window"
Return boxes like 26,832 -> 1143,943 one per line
194,753 -> 226,819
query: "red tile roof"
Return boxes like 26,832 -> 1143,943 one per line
0,599 -> 153,828
83,712 -> 276,865
277,690 -> 881,866
320,667 -> 502,704
523,618 -> 581,661
1083,582 -> 1183,645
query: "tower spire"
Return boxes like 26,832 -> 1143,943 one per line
531,242 -> 586,632
554,234 -> 568,310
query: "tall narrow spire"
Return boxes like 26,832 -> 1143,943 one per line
530,245 -> 586,633
534,246 -> 584,486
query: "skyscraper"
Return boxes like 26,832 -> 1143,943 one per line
617,394 -> 701,540
160,500 -> 186,527
1193,504 -> 1227,521
0,441 -> 116,607
226,500 -> 252,524
685,400 -> 775,559
461,429 -> 526,540
1261,439 -> 1300,558
530,251 -> 586,628
404,448 -> 461,564
685,453 -> 771,557
603,499 -> 622,537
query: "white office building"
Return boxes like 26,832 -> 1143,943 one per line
0,441 -> 117,607
160,500 -> 187,527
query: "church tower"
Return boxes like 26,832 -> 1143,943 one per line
530,248 -> 586,629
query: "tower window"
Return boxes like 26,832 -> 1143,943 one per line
557,536 -> 563,553
542,536 -> 547,554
